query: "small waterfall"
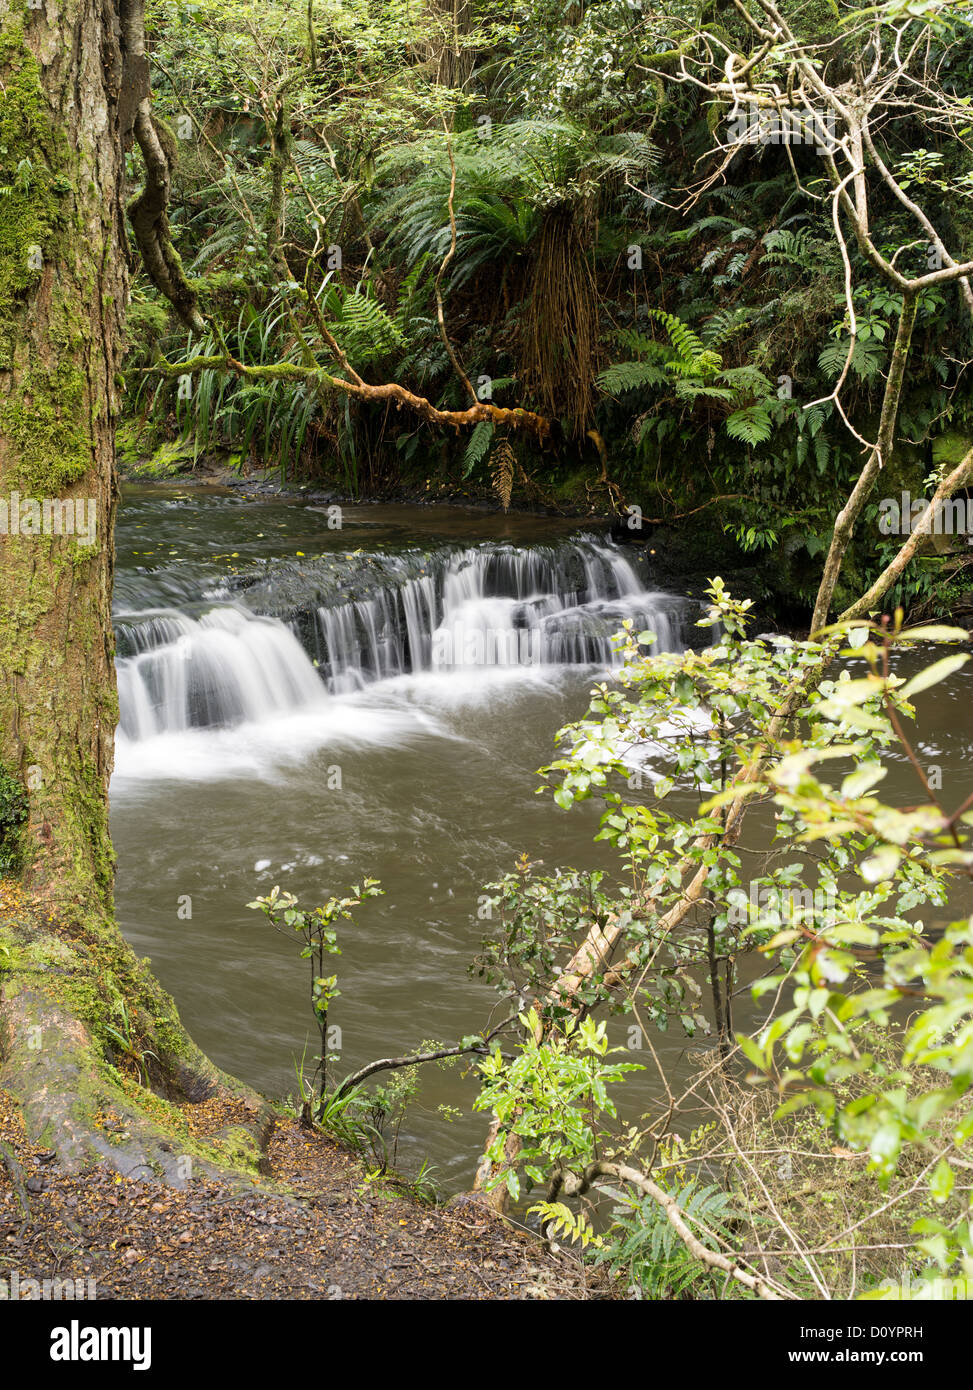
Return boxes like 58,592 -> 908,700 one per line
116,605 -> 326,739
114,534 -> 698,742
310,539 -> 686,684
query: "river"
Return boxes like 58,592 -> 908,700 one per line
109,485 -> 973,1193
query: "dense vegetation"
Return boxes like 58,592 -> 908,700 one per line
123,0 -> 973,619
6,0 -> 973,1312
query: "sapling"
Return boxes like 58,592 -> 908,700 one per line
248,879 -> 383,1120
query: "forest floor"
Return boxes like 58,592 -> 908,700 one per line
0,1086 -> 608,1301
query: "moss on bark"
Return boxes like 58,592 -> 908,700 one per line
0,2 -> 273,1186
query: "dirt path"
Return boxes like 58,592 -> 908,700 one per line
0,1089 -> 607,1300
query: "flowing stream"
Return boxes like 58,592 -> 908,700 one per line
110,486 -> 973,1192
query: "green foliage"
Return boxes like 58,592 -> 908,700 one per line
471,583 -> 973,1295
474,1010 -> 643,1201
462,419 -> 494,477
125,0 -> 973,616
600,1180 -> 739,1299
324,281 -> 405,364
598,311 -> 781,454
527,1201 -> 603,1249
730,615 -> 973,1292
248,879 -> 382,1112
102,998 -> 160,1089
0,767 -> 27,875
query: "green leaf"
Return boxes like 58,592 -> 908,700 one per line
897,625 -> 970,643
899,654 -> 969,700
737,1034 -> 767,1070
929,1158 -> 955,1204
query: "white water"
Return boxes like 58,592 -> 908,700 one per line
116,605 -> 326,741
308,540 -> 683,687
113,537 -> 696,782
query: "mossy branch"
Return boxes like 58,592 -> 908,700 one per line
119,0 -> 205,332
146,353 -> 552,438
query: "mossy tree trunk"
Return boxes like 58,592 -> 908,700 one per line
0,4 -> 270,1180
0,2 -> 124,915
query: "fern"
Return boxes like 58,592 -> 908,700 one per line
323,285 -> 404,366
716,251 -> 748,283
818,337 -> 884,381
463,420 -> 495,477
718,364 -> 775,397
674,382 -> 737,403
648,309 -> 712,367
393,253 -> 433,342
599,311 -> 733,397
490,438 -> 516,511
763,226 -> 817,268
598,1181 -> 741,1300
726,404 -> 774,444
289,139 -> 337,187
528,1201 -> 604,1249
596,360 -> 669,393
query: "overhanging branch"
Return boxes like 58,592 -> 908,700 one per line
119,0 -> 205,332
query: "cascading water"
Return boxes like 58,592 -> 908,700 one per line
114,534 -> 694,739
115,605 -> 327,741
107,495 -> 729,1187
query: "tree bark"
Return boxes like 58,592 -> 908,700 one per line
809,291 -> 918,634
0,0 -> 125,915
0,1 -> 270,1180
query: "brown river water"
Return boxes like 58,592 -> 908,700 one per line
109,487 -> 973,1192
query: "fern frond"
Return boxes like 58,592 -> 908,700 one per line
596,360 -> 669,394
725,404 -> 774,444
490,438 -> 516,511
528,1202 -> 604,1249
463,420 -> 495,477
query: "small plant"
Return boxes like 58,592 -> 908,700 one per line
474,1009 -> 644,1202
103,999 -> 159,1088
248,879 -> 382,1119
597,1173 -> 739,1299
0,768 -> 27,875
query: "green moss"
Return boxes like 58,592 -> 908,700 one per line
0,361 -> 92,493
124,296 -> 170,350
0,25 -> 97,497
932,431 -> 973,470
127,437 -> 197,479
0,24 -> 69,368
207,1124 -> 261,1169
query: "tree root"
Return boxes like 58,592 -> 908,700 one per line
0,902 -> 275,1189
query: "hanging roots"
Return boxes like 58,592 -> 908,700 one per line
490,438 -> 516,511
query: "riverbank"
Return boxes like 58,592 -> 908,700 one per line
0,850 -> 604,1300
0,1086 -> 604,1300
